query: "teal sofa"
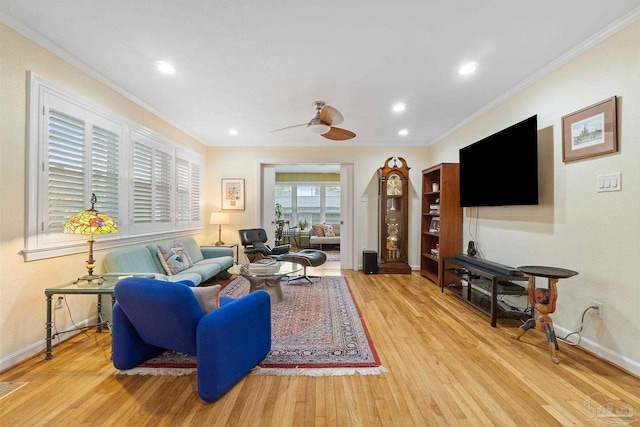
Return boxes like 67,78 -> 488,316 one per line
103,237 -> 233,285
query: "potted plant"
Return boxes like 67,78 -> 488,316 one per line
297,219 -> 308,230
274,203 -> 284,222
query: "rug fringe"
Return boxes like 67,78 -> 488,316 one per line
116,367 -> 196,376
252,366 -> 389,377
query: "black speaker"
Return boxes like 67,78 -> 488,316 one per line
363,250 -> 378,274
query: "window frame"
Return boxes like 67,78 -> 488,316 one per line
23,73 -> 203,261
274,182 -> 341,226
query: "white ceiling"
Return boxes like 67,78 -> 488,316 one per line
2,1 -> 639,147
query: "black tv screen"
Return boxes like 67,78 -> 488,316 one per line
459,115 -> 538,207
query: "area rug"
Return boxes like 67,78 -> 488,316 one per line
118,276 -> 387,377
0,382 -> 28,400
324,250 -> 340,262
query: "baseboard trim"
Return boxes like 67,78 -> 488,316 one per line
0,317 -> 97,373
555,325 -> 640,377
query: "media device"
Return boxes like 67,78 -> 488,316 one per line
459,115 -> 538,207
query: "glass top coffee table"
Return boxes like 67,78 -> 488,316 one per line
228,261 -> 302,302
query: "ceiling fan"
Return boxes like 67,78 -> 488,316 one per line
272,101 -> 356,141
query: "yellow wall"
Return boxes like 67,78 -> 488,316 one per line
430,20 -> 640,371
2,18 -> 639,375
0,23 -> 430,369
0,24 -> 205,369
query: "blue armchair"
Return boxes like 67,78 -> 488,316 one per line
112,277 -> 271,402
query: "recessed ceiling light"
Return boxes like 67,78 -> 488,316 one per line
398,129 -> 409,136
459,62 -> 478,75
392,103 -> 406,112
229,129 -> 239,135
156,61 -> 176,74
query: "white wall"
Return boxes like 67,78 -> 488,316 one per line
430,20 -> 640,374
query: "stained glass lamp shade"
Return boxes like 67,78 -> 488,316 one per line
62,194 -> 118,283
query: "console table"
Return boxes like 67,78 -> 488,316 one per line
441,256 -> 529,327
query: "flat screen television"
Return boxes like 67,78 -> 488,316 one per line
459,115 -> 538,207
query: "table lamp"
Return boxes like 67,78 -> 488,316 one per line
63,193 -> 118,283
210,212 -> 230,246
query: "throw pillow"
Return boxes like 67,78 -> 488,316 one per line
312,224 -> 325,237
252,241 -> 272,255
157,241 -> 193,275
190,285 -> 221,313
323,224 -> 335,237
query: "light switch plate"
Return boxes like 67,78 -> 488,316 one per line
597,173 -> 621,192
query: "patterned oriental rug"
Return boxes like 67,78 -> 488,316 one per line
118,276 -> 387,377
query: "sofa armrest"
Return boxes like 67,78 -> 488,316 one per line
200,246 -> 234,259
196,290 -> 271,402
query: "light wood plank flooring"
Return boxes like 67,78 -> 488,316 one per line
2,263 -> 639,426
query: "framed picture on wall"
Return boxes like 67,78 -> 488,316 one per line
222,178 -> 245,211
562,96 -> 617,163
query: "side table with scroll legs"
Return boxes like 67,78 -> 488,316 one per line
511,265 -> 578,364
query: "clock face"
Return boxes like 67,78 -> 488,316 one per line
387,174 -> 403,195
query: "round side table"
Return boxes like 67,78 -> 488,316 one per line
511,266 -> 578,364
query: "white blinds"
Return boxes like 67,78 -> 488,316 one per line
131,133 -> 173,232
176,151 -> 203,228
25,74 -> 204,260
47,109 -> 86,233
43,96 -> 120,242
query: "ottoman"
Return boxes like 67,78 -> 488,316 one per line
280,249 -> 327,283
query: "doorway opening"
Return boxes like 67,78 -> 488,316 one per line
260,163 -> 355,270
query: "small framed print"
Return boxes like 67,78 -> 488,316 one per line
222,178 -> 245,211
429,217 -> 440,233
562,96 -> 617,163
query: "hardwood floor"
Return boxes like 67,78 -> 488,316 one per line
2,265 -> 639,426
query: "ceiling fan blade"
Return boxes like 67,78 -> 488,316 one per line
270,123 -> 308,133
321,127 -> 356,141
320,105 -> 344,126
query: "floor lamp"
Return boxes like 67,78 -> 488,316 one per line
210,212 -> 230,246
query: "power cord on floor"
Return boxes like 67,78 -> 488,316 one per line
557,305 -> 599,346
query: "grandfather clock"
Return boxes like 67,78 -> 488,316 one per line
378,157 -> 411,274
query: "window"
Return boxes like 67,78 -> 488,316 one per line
24,73 -> 203,261
274,182 -> 340,225
38,92 -> 122,246
176,149 -> 203,229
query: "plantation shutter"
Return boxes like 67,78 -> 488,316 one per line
176,150 -> 202,229
176,158 -> 190,223
131,132 -> 173,233
190,162 -> 201,221
42,94 -> 121,245
154,149 -> 172,223
91,126 -> 120,224
47,109 -> 86,233
132,142 -> 153,224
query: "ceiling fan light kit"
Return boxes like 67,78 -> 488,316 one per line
307,121 -> 330,134
272,101 -> 356,141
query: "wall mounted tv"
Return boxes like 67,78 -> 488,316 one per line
459,115 -> 538,207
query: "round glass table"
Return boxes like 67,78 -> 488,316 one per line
228,261 -> 302,302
